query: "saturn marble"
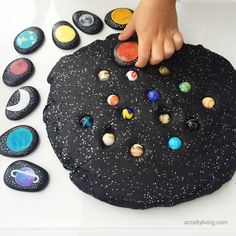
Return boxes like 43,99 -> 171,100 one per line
0,125 -> 39,157
2,58 -> 34,86
14,27 -> 44,54
105,8 -> 133,30
52,21 -> 80,50
5,86 -> 40,120
4,160 -> 49,192
72,10 -> 103,34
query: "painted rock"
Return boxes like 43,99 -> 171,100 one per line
72,10 -> 103,34
5,86 -> 40,120
105,8 -> 133,30
0,125 -> 39,157
52,21 -> 80,50
114,41 -> 138,67
2,58 -> 34,86
4,160 -> 49,192
14,27 -> 44,54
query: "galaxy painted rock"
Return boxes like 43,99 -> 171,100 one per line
5,86 -> 40,120
105,8 -> 133,30
44,34 -> 236,209
14,27 -> 44,54
72,10 -> 103,34
52,21 -> 80,50
4,160 -> 49,192
0,125 -> 39,157
2,58 -> 34,86
114,41 -> 138,67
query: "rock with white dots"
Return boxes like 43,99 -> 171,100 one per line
0,125 -> 39,157
4,160 -> 49,192
5,86 -> 40,120
44,33 -> 236,209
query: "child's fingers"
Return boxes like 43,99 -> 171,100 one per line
135,36 -> 151,68
173,31 -> 184,51
163,38 -> 175,59
118,21 -> 135,41
149,38 -> 164,65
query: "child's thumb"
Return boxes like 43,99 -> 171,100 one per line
118,22 -> 135,41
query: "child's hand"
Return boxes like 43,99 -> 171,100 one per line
119,0 -> 184,68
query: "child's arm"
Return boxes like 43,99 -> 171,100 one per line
119,0 -> 183,68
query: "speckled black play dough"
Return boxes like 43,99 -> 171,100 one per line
43,34 -> 236,209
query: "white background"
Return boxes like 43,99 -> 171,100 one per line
0,0 -> 235,235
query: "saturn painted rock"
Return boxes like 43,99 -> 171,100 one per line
105,8 -> 133,30
52,21 -> 80,50
14,27 -> 44,54
130,144 -> 144,157
4,160 -> 49,192
0,125 -> 39,157
114,42 -> 138,67
72,10 -> 103,34
2,58 -> 34,86
5,86 -> 40,120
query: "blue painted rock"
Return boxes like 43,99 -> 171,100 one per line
0,125 -> 39,157
72,10 -> 103,34
2,58 -> 34,86
14,27 -> 45,54
5,86 -> 40,120
4,160 -> 49,192
52,21 -> 80,50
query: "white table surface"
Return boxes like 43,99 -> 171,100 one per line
0,0 -> 235,235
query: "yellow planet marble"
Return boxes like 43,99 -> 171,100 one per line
159,113 -> 171,124
111,8 -> 133,25
55,25 -> 76,43
202,97 -> 215,109
130,144 -> 144,157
